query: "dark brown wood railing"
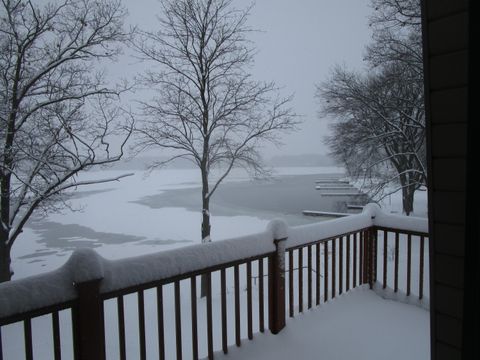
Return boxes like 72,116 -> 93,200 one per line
0,209 -> 429,360
285,228 -> 372,318
373,226 -> 429,300
0,303 -> 76,360
284,226 -> 429,319
99,252 -> 277,360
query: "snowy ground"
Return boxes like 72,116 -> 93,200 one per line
209,286 -> 430,360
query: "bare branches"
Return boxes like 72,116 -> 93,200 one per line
316,0 -> 424,216
132,0 -> 297,248
133,0 -> 297,197
366,0 -> 422,74
318,59 -> 425,214
0,0 -> 133,251
369,0 -> 421,29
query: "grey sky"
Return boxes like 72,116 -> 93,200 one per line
123,0 -> 373,158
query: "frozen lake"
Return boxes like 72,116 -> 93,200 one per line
12,166 -> 359,279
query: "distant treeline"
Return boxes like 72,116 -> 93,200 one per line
105,154 -> 338,171
268,154 -> 338,167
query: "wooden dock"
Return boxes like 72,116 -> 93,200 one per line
320,192 -> 366,197
302,210 -> 350,218
315,185 -> 355,190
315,179 -> 349,184
307,176 -> 368,217
313,178 -> 367,198
347,204 -> 364,210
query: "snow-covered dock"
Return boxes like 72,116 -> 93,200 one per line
302,210 -> 350,218
320,192 -> 366,197
347,204 -> 364,209
314,185 -> 355,190
314,179 -> 350,184
313,178 -> 368,199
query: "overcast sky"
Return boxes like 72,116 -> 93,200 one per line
122,0 -> 373,158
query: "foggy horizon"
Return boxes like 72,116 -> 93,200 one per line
111,0 -> 373,158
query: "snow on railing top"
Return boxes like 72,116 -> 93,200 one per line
288,203 -> 428,249
372,208 -> 429,234
0,248 -> 102,319
100,228 -> 277,294
0,225 -> 277,319
287,204 -> 375,249
0,204 -> 428,319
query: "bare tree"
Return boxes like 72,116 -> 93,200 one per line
0,0 -> 133,282
319,61 -> 425,215
133,3 -> 295,240
132,0 -> 296,296
369,0 -> 421,28
317,0 -> 425,215
366,0 -> 422,76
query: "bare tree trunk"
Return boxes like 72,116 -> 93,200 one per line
0,231 -> 12,282
200,168 -> 211,298
402,184 -> 415,216
201,203 -> 211,243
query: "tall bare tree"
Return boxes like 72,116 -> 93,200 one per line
319,62 -> 426,215
317,0 -> 425,215
0,0 -> 133,282
132,0 -> 296,276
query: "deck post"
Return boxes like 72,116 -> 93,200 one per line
367,228 -> 374,289
363,230 -> 370,286
69,249 -> 106,360
268,236 -> 287,334
363,227 -> 376,289
73,278 -> 105,360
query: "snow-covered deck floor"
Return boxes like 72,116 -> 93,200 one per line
210,286 -> 430,360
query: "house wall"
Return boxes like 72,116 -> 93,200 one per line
421,1 -> 475,359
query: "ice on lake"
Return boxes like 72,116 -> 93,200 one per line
13,166 -> 353,279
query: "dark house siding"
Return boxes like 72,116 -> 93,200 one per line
421,1 -> 475,359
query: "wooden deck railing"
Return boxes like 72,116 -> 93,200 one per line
0,204 -> 428,360
285,228 -> 372,318
284,225 -> 429,321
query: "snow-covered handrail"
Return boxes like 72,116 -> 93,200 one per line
0,248 -> 106,320
370,207 -> 428,234
0,225 -> 280,319
287,203 -> 427,249
0,203 -> 428,320
100,227 -> 279,295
